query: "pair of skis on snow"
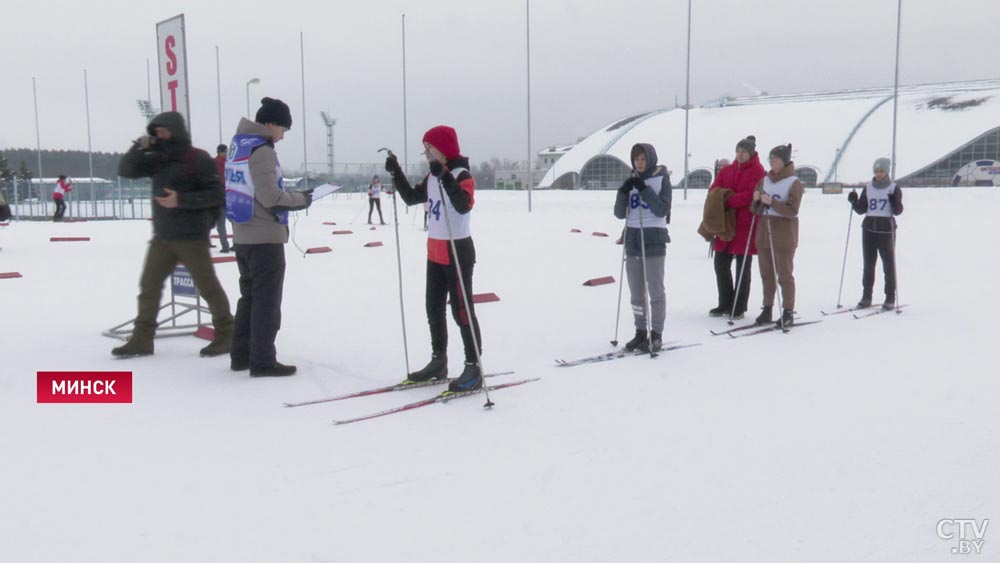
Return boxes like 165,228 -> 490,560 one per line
284,371 -> 538,425
821,302 -> 907,319
554,341 -> 703,367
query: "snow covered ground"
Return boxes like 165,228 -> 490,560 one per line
0,187 -> 995,562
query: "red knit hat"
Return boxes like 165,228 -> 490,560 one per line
422,125 -> 461,159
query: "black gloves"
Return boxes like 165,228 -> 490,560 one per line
847,191 -> 858,204
429,160 -> 445,177
384,154 -> 403,176
277,189 -> 313,212
621,177 -> 645,192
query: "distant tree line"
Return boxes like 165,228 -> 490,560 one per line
0,148 -> 124,180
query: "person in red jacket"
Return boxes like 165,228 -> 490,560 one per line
212,144 -> 232,252
53,175 -> 72,221
708,135 -> 766,319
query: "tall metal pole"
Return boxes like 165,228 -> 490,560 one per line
300,31 -> 309,189
402,14 -> 409,178
682,0 -> 692,201
526,0 -> 533,212
32,77 -> 44,217
84,70 -> 96,217
146,58 -> 152,106
216,46 -> 223,144
890,0 -> 902,179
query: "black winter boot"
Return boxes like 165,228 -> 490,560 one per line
250,362 -> 297,377
448,362 -> 483,392
881,296 -> 895,311
856,297 -> 872,309
408,354 -> 448,382
777,309 -> 795,328
641,330 -> 663,352
111,339 -> 154,358
624,330 -> 648,352
708,306 -> 729,317
754,306 -> 773,325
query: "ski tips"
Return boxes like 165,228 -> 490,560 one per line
378,147 -> 395,157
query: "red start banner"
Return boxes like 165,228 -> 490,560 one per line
37,372 -> 133,404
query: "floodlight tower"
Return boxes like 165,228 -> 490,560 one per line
136,99 -> 157,123
320,111 -> 336,179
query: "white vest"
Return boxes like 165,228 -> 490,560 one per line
427,168 -> 472,240
625,175 -> 668,229
761,175 -> 798,216
225,134 -> 287,224
368,185 -> 382,199
865,181 -> 896,217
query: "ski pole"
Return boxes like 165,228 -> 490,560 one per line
835,201 -> 855,309
728,212 -> 757,325
891,224 -> 901,314
764,212 -> 786,331
380,148 -> 411,375
435,168 -> 491,407
610,215 -> 629,347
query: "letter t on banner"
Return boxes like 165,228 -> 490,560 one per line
156,14 -> 191,126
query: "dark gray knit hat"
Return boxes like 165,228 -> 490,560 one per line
736,135 -> 757,156
873,157 -> 891,174
255,97 -> 292,129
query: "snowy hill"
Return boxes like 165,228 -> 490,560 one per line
0,188 -> 994,562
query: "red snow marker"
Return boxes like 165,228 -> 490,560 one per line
211,234 -> 233,239
212,256 -> 237,264
194,326 -> 215,341
570,228 -> 582,233
332,230 -> 353,235
448,293 -> 500,305
0,272 -> 23,279
583,276 -> 615,286
50,237 -> 90,242
364,241 -> 384,248
306,246 -> 332,254
592,232 -> 608,237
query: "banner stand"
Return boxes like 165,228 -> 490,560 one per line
102,265 -> 211,341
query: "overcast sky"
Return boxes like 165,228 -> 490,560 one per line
2,0 -> 996,174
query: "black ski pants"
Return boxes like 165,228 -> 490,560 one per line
232,243 -> 286,370
713,251 -> 753,315
861,228 -> 896,301
425,241 -> 481,363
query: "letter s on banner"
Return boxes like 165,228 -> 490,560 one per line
155,14 -> 190,123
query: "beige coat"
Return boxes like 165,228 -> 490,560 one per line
231,119 -> 309,245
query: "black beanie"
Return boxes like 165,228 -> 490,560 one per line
255,97 -> 292,129
736,135 -> 757,156
769,143 -> 792,166
216,144 -> 228,154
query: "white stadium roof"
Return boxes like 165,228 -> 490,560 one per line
540,80 -> 1000,187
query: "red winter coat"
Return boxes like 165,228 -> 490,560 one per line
710,154 -> 766,255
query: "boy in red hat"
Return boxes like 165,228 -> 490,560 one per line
385,125 -> 484,392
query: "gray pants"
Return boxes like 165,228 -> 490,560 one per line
215,207 -> 230,251
626,255 -> 666,333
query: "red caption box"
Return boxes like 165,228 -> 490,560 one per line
37,372 -> 133,404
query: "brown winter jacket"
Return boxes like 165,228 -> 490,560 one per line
698,188 -> 735,242
750,163 -> 803,251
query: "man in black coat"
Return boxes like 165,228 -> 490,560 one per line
113,111 -> 234,358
